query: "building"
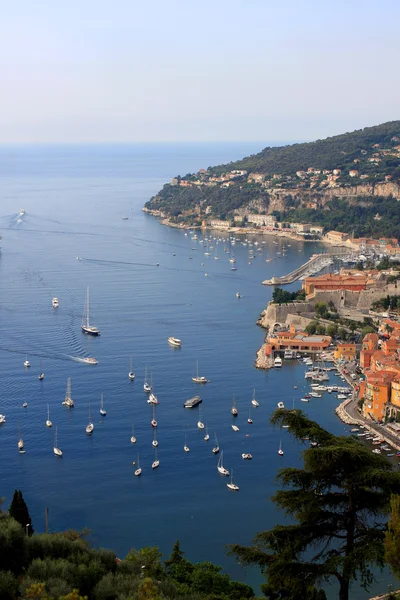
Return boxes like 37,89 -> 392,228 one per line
334,343 -> 356,361
207,219 -> 232,228
361,370 -> 396,421
325,231 -> 349,243
247,214 -> 270,226
233,215 -> 244,223
265,324 -> 331,354
360,333 -> 379,370
303,273 -> 368,297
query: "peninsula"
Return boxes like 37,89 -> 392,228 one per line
144,121 -> 400,240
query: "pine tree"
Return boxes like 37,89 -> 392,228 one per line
9,490 -> 34,536
229,410 -> 400,600
385,494 -> 400,578
165,540 -> 184,568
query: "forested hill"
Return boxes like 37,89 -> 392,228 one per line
209,120 -> 400,176
144,121 -> 400,234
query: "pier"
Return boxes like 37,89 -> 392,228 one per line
262,251 -> 352,286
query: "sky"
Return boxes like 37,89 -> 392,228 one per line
1,0 -> 399,143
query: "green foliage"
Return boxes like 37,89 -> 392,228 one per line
229,411 -> 400,600
326,323 -> 338,337
0,516 -> 27,575
9,489 -> 34,536
314,302 -> 328,318
272,287 -> 305,304
305,321 -> 317,335
385,495 -> 400,579
0,570 -> 18,600
372,295 -> 400,311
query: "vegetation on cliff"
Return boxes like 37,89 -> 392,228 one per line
145,121 -> 400,237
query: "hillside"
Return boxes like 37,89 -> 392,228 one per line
144,121 -> 400,237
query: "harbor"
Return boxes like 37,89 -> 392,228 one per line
262,251 -> 352,285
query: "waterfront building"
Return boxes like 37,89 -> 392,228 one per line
265,324 -> 331,354
325,231 -> 349,243
360,333 -> 379,370
361,370 -> 396,421
334,343 -> 357,361
303,273 -> 368,297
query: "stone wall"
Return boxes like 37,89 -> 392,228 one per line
258,302 -> 313,328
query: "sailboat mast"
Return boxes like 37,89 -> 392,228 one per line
86,287 -> 90,327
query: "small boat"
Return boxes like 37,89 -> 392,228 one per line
300,398 -> 310,403
310,392 -> 322,398
251,388 -> 259,407
337,394 -> 347,400
23,402 -> 28,408
81,286 -> 100,336
152,448 -> 160,469
247,408 -> 253,424
227,469 -> 239,491
217,451 -> 229,476
212,433 -> 220,454
53,425 -> 63,457
274,356 -> 282,368
38,367 -> 44,381
184,395 -> 202,408
130,424 -> 137,444
0,414 -> 6,424
81,357 -> 98,365
277,401 -> 285,409
204,423 -> 210,441
168,336 -> 181,347
148,391 -> 159,405
236,289 -> 241,298
232,425 -> 239,432
128,356 -> 135,381
100,393 -> 107,416
144,366 -> 152,392
197,407 -> 205,429
151,405 -> 157,428
85,405 -> 94,435
192,361 -> 208,384
242,453 -> 252,460
231,267 -> 237,271
350,428 -> 359,432
62,377 -> 74,407
184,434 -> 190,453
24,355 -> 31,368
152,428 -> 158,447
19,208 -> 25,215
231,397 -> 238,416
278,440 -> 284,456
134,454 -> 142,476
52,297 -> 59,308
46,404 -> 52,427
18,423 -> 24,452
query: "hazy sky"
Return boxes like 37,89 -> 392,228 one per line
1,0 -> 399,143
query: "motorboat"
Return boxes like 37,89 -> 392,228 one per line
0,414 -> 6,424
277,401 -> 285,409
168,336 -> 181,347
24,357 -> 31,368
300,398 -> 310,402
232,425 -> 239,432
81,357 -> 98,365
19,209 -> 25,215
52,297 -> 59,308
242,453 -> 252,460
274,356 -> 282,368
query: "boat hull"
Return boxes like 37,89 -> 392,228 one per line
81,325 -> 100,336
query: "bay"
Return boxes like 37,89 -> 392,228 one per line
0,143 -> 393,598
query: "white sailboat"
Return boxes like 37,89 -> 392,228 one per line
247,408 -> 253,424
62,377 -> 74,407
147,389 -> 159,404
100,393 -> 106,416
197,407 -> 205,429
134,454 -> 142,476
85,405 -> 94,434
130,424 -> 137,444
46,404 -> 52,427
152,447 -> 160,469
231,396 -> 238,416
24,354 -> 30,368
128,356 -> 135,380
81,286 -> 100,336
232,424 -> 239,432
152,428 -> 158,447
278,440 -> 284,456
192,361 -> 207,384
212,433 -> 220,454
53,426 -> 63,456
18,422 -> 24,452
38,361 -> 44,380
217,451 -> 229,476
227,469 -> 239,491
151,404 -> 157,428
204,423 -> 210,441
144,366 -> 152,392
251,388 -> 259,407
184,434 -> 190,452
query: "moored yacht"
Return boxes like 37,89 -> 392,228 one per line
274,356 -> 282,368
168,336 -> 181,347
52,297 -> 59,308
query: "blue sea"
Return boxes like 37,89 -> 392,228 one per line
0,143 -> 394,598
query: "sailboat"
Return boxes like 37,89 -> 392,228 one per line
38,361 -> 44,380
81,286 -> 100,335
152,428 -> 158,447
212,433 -> 220,454
46,404 -> 52,427
53,426 -> 63,456
85,405 -> 94,434
217,451 -> 229,476
278,440 -> 284,456
62,377 -> 74,407
152,447 -> 160,469
144,366 -> 152,392
134,454 -> 142,476
130,424 -> 137,444
184,434 -> 190,452
204,423 -> 210,441
151,405 -> 157,428
24,354 -> 30,368
18,422 -> 24,453
227,469 -> 239,491
231,396 -> 238,416
100,393 -> 106,416
192,361 -> 207,384
197,407 -> 205,429
236,287 -> 241,298
247,408 -> 253,424
128,356 -> 135,380
251,388 -> 259,407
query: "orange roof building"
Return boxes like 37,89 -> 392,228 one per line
303,273 -> 368,297
361,370 -> 397,421
266,324 -> 331,354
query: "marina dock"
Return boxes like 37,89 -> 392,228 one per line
262,251 -> 352,286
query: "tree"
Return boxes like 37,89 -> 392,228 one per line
385,494 -> 400,578
338,327 -> 347,340
9,490 -> 34,536
305,321 -> 317,335
0,571 -> 18,600
326,323 -> 338,337
165,540 -> 184,569
316,324 -> 326,335
229,410 -> 400,600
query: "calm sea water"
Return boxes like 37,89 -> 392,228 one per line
0,144 -> 393,597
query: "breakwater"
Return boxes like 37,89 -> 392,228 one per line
262,252 -> 351,286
